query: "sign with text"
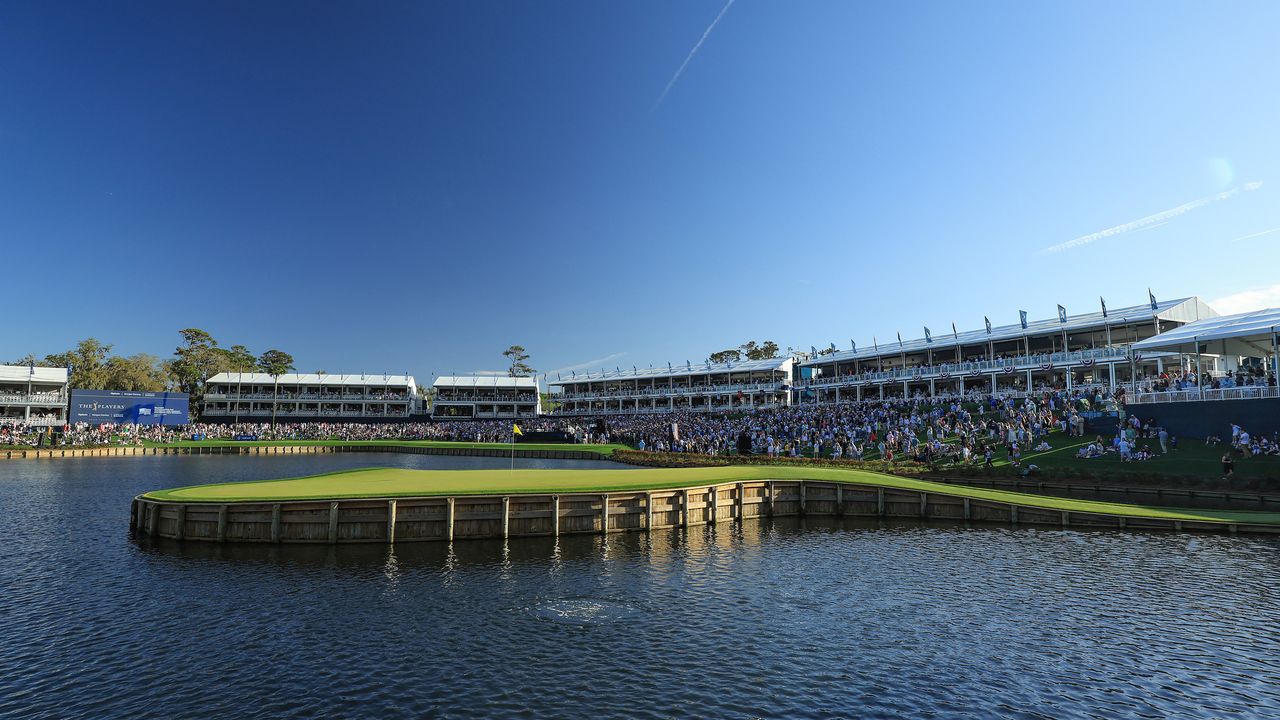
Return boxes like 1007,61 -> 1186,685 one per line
70,389 -> 189,426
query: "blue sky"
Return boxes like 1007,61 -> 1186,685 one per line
3,1 -> 1279,380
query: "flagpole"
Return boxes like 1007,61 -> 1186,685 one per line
511,425 -> 516,472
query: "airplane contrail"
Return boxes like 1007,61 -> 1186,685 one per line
650,0 -> 736,113
1044,182 -> 1263,253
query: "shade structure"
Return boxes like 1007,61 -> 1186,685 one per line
1131,307 -> 1280,358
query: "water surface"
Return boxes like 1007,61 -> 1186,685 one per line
1,454 -> 1278,719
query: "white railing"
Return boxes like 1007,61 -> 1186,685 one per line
1129,386 -> 1279,404
558,381 -> 784,402
205,392 -> 410,402
0,393 -> 68,406
806,347 -> 1135,387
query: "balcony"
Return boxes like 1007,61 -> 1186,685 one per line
805,347 -> 1136,388
0,393 -> 68,406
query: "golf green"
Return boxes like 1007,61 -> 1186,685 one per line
143,465 -> 1280,526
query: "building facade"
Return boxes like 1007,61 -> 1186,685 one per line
202,373 -> 418,422
432,376 -> 541,419
0,365 -> 70,426
796,297 -> 1216,403
551,357 -> 794,416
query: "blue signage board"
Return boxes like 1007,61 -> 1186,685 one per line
70,389 -> 190,426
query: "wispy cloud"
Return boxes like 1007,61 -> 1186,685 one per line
650,0 -> 736,112
1229,226 -> 1280,243
1210,284 -> 1280,315
466,370 -> 509,376
1044,182 -> 1263,254
548,352 -> 627,376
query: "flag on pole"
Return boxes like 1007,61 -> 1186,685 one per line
897,332 -> 903,348
873,336 -> 879,353
811,346 -> 817,356
850,340 -> 856,352
829,342 -> 836,352
1057,305 -> 1067,324
512,424 -> 523,436
1148,288 -> 1158,312
984,316 -> 992,335
923,327 -> 932,343
1100,296 -> 1108,318
1019,310 -> 1028,330
951,322 -> 959,340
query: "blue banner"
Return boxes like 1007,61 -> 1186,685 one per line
70,389 -> 189,426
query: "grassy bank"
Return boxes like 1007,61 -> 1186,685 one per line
142,465 -> 1280,526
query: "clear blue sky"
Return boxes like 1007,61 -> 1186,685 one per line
3,1 -> 1279,380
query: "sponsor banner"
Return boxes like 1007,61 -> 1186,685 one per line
234,434 -> 259,441
70,389 -> 189,426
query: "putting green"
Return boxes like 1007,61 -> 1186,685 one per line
143,466 -> 1280,526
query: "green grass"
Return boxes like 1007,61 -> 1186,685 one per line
1002,436 -> 1280,480
142,465 -> 1280,526
139,439 -> 626,456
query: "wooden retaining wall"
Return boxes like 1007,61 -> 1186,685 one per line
924,475 -> 1280,512
131,480 -> 1280,545
1,444 -> 606,461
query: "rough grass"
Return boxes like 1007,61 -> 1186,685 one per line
142,466 -> 1280,526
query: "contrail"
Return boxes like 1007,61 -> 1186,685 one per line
650,0 -> 736,112
1229,226 -> 1280,243
1044,181 -> 1263,253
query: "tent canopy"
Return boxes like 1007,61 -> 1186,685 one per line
1131,307 -> 1280,357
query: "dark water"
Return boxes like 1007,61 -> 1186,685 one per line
2,455 -> 1279,719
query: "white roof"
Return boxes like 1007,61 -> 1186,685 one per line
801,297 -> 1213,366
0,364 -> 68,384
434,375 -> 539,389
1132,307 -> 1280,356
551,356 -> 792,386
208,372 -> 415,387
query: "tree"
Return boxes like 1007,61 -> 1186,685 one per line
256,349 -> 296,427
44,338 -> 114,389
166,329 -> 221,420
102,353 -> 168,391
220,344 -> 257,372
503,345 -> 534,377
708,349 -> 742,364
740,340 -> 780,361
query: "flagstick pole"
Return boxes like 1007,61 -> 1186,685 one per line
511,426 -> 515,472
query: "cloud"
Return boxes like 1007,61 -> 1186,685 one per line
1209,284 -> 1280,315
650,0 -> 736,112
548,352 -> 627,376
1229,226 -> 1280,243
1044,182 -> 1263,254
466,370 -> 509,376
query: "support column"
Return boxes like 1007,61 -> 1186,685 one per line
735,483 -> 744,521
328,501 -> 339,543
446,497 -> 455,542
552,495 -> 560,536
501,497 -> 510,539
1109,362 -> 1116,388
600,494 -> 609,534
387,499 -> 397,544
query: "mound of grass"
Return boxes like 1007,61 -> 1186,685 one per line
142,465 -> 1280,526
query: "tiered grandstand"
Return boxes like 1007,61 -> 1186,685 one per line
551,357 -> 794,416
201,373 -> 417,421
0,364 -> 69,426
431,376 -> 541,419
796,297 -> 1215,403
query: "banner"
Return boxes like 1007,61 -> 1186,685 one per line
70,389 -> 189,426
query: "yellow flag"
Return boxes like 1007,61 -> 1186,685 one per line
513,424 -> 523,436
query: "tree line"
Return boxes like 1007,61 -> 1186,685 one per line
12,329 -> 295,398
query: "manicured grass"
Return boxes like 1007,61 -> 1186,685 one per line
140,439 -> 626,456
1009,436 -> 1280,480
143,465 -> 1280,526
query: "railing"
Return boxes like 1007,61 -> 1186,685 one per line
205,393 -> 410,402
0,393 -> 68,406
557,381 -> 785,402
0,415 -> 63,426
202,408 -> 410,417
1129,386 -> 1280,404
806,347 -> 1134,387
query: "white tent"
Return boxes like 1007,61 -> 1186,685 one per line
1132,307 -> 1280,382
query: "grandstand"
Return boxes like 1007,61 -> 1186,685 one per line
0,364 -> 69,426
797,297 -> 1216,403
202,372 -> 418,422
552,357 -> 794,416
432,376 -> 540,419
